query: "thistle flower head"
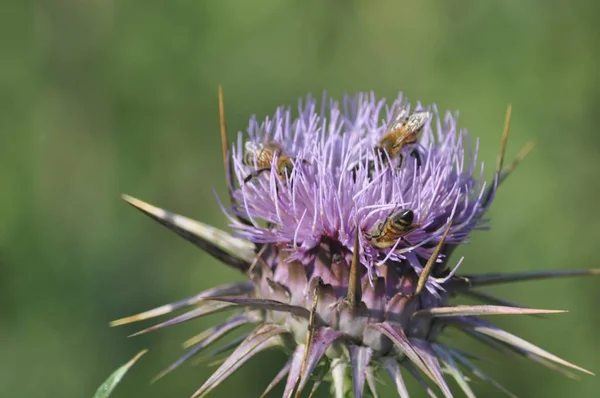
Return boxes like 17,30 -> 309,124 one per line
230,93 -> 484,292
113,89 -> 598,398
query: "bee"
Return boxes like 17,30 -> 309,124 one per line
243,141 -> 297,183
375,109 -> 431,168
365,208 -> 420,249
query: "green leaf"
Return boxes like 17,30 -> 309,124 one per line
93,350 -> 148,398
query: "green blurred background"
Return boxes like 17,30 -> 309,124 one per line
3,1 -> 600,397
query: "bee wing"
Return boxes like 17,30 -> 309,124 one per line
243,141 -> 284,166
245,141 -> 283,153
386,106 -> 409,130
244,141 -> 263,154
243,141 -> 264,165
403,111 -> 432,133
263,142 -> 283,153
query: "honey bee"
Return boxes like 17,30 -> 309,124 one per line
243,141 -> 297,183
365,208 -> 420,249
375,109 -> 431,167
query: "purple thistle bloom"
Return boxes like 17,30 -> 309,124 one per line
229,92 -> 484,292
113,89 -> 598,398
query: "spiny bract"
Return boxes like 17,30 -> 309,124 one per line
113,90 -> 597,398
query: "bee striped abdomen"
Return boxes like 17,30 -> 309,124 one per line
366,209 -> 419,249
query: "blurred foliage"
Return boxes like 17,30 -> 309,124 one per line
94,350 -> 147,398
2,1 -> 600,397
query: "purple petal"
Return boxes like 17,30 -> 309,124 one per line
410,339 -> 454,398
447,347 -> 516,398
282,346 -> 304,398
306,362 -> 328,398
462,269 -> 600,287
191,323 -> 287,398
110,282 -> 252,326
403,362 -> 440,398
459,289 -> 541,315
368,323 -> 435,382
297,327 -> 344,393
121,194 -> 255,271
365,367 -> 379,398
201,334 -> 248,360
207,296 -> 310,318
151,314 -> 251,382
439,346 -> 482,362
259,356 -> 292,398
228,93 -> 491,283
524,352 -> 581,380
183,311 -> 259,348
433,345 -> 476,398
349,346 -> 373,398
128,301 -> 234,337
413,305 -> 564,318
383,358 -> 409,398
460,317 -> 594,375
460,327 -> 514,354
460,325 -> 581,379
331,358 -> 349,398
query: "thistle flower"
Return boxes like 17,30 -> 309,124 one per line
112,89 -> 598,398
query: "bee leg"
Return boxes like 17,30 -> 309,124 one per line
363,227 -> 375,241
366,159 -> 376,179
394,153 -> 404,171
364,220 -> 384,241
409,148 -> 422,167
243,168 -> 270,184
399,223 -> 421,246
350,164 -> 359,183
